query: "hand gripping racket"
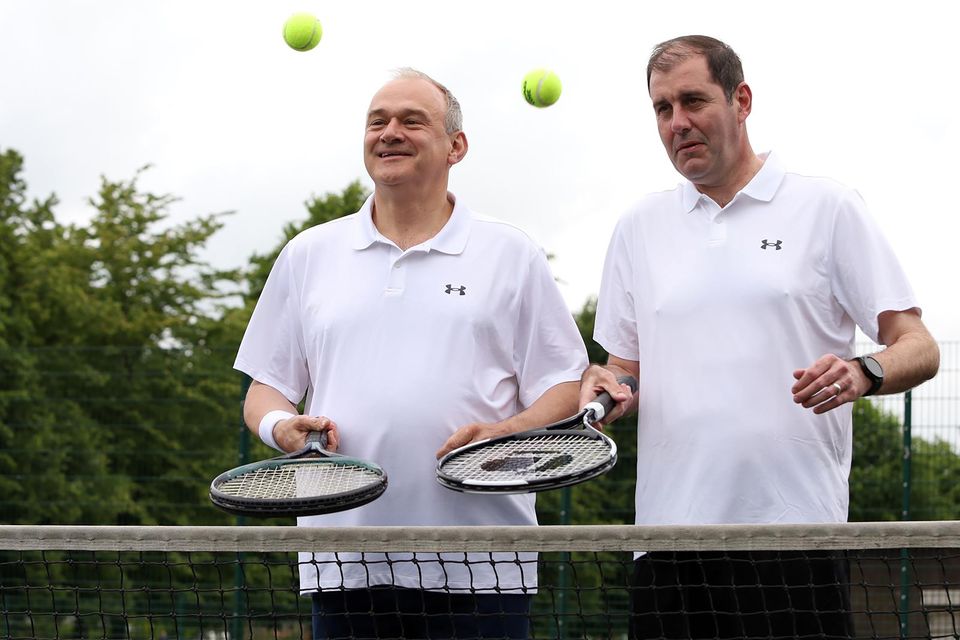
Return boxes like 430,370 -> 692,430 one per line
210,430 -> 387,518
436,376 -> 637,494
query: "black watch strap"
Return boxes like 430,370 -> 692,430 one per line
855,355 -> 884,396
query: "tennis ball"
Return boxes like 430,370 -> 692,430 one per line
522,69 -> 562,108
282,13 -> 323,52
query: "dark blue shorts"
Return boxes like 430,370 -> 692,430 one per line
311,586 -> 532,640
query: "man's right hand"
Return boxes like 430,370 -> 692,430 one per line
274,415 -> 339,452
578,361 -> 639,426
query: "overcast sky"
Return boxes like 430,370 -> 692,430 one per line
2,0 -> 957,341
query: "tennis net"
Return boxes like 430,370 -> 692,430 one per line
2,521 -> 959,639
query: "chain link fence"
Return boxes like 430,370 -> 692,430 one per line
0,343 -> 957,526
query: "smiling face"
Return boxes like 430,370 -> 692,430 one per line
649,54 -> 751,191
363,77 -> 466,190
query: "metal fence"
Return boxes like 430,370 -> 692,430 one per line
0,343 -> 957,527
866,341 -> 960,522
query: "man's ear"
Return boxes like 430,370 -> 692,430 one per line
448,131 -> 468,166
735,82 -> 753,123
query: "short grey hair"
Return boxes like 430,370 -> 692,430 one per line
391,67 -> 463,134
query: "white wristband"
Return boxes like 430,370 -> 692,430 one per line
258,410 -> 295,452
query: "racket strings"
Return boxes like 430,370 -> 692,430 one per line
441,434 -> 611,482
217,462 -> 383,500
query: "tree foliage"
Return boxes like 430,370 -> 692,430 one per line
0,149 -> 239,524
848,399 -> 902,521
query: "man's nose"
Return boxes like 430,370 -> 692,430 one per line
670,109 -> 692,134
380,118 -> 404,142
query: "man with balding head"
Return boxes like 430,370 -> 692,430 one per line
235,69 -> 587,639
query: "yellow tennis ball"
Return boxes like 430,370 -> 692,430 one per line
282,13 -> 323,52
522,69 -> 562,108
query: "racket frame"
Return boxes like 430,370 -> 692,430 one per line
436,420 -> 617,494
436,376 -> 636,494
209,431 -> 388,518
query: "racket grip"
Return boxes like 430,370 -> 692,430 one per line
617,375 -> 638,394
306,430 -> 328,448
584,375 -> 637,422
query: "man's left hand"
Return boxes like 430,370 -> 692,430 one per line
436,422 -> 511,459
792,354 -> 870,414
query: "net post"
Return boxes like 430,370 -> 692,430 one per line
899,389 -> 913,639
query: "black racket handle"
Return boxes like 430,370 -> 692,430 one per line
585,375 -> 638,422
617,375 -> 638,394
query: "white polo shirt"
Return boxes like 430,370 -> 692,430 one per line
235,193 -> 588,592
595,152 -> 919,527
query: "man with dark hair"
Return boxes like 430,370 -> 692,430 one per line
581,35 -> 939,639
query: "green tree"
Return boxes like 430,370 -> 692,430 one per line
0,148 -> 124,523
848,399 -> 902,521
844,393 -> 960,522
73,168 -> 242,525
910,437 -> 960,520
0,150 -> 241,525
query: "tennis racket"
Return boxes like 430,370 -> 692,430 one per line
209,430 -> 387,518
436,376 -> 637,494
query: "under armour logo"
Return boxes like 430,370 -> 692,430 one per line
761,239 -> 783,250
445,284 -> 466,295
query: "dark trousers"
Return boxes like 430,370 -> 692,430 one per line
311,586 -> 532,640
630,551 -> 854,640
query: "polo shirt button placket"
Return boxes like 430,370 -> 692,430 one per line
386,253 -> 408,296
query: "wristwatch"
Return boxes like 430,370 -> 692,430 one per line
855,355 -> 884,396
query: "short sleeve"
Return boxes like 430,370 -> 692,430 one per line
233,243 -> 310,403
594,215 -> 640,362
829,190 -> 919,344
513,247 -> 589,409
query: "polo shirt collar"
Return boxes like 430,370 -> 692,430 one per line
351,192 -> 471,254
680,151 -> 784,212
423,193 -> 471,255
741,151 -> 783,202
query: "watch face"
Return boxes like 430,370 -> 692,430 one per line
863,356 -> 883,379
